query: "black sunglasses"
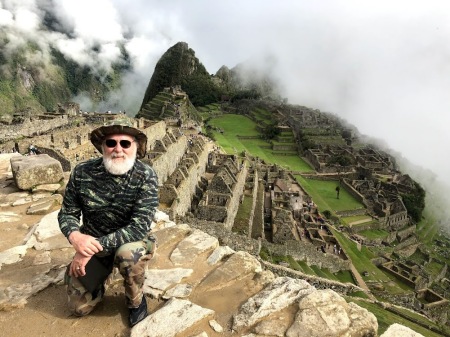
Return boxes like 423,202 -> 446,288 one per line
104,139 -> 135,149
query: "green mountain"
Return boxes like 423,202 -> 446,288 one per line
0,32 -> 130,123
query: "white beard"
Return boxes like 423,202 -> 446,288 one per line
103,152 -> 136,175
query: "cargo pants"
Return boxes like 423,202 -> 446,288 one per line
65,235 -> 156,316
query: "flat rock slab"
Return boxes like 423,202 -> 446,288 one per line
233,277 -> 315,331
130,298 -> 214,337
143,268 -> 193,293
170,228 -> 219,265
199,251 -> 262,292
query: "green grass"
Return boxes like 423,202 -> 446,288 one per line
348,298 -> 447,337
341,215 -> 372,225
232,195 -> 253,235
294,176 -> 364,214
347,291 -> 369,299
208,114 -> 314,173
334,270 -> 356,284
357,229 -> 390,240
297,260 -> 316,275
330,228 -> 407,293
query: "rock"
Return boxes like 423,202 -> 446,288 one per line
380,323 -> 425,337
207,245 -> 235,265
0,245 -> 28,270
26,199 -> 56,215
33,251 -> 51,265
0,211 -> 21,223
285,289 -> 378,337
143,267 -> 193,297
233,277 -> 315,331
0,266 -> 65,310
32,184 -> 62,193
10,154 -> 63,190
253,317 -> 290,337
153,223 -> 191,251
199,251 -> 262,292
32,210 -> 62,242
162,283 -> 193,299
209,319 -> 223,332
170,229 -> 219,265
130,298 -> 214,337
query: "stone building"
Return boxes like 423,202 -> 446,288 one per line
196,157 -> 248,230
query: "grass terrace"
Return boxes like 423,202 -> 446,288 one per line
208,114 -> 314,173
348,298 -> 448,337
294,175 -> 365,215
357,229 -> 390,240
330,227 -> 411,294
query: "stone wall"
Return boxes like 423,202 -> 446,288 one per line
397,224 -> 417,242
144,132 -> 188,186
0,114 -> 70,144
36,147 -> 72,172
142,120 -> 167,150
247,171 -> 260,238
261,240 -> 351,273
224,162 -> 248,230
159,140 -> 209,219
260,260 -> 366,295
188,218 -> 261,256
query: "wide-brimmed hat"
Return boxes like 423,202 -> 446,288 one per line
90,118 -> 147,159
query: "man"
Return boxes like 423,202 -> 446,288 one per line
58,119 -> 158,327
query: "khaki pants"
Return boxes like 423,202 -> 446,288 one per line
65,236 -> 156,316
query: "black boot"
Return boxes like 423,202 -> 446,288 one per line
129,295 -> 148,327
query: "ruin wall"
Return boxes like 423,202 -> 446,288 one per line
260,260 -> 366,295
261,240 -> 351,273
0,115 -> 70,144
159,145 -> 209,219
224,163 -> 249,230
147,135 -> 188,186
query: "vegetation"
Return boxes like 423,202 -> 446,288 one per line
232,194 -> 253,236
207,114 -> 313,172
348,298 -> 448,337
401,182 -> 426,223
294,176 -> 364,214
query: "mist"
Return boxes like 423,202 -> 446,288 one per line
1,0 -> 449,229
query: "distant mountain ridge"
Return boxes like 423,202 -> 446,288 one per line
0,30 -> 130,123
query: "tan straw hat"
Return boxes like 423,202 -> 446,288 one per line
90,118 -> 147,159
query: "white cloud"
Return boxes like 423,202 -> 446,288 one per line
1,0 -> 450,226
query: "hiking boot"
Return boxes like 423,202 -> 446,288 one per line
129,295 -> 148,327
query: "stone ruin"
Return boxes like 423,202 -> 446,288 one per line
2,109 -> 448,330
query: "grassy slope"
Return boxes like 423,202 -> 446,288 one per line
208,114 -> 313,172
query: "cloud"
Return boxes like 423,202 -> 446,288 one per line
1,0 -> 449,227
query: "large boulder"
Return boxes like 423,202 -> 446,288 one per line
10,154 -> 63,190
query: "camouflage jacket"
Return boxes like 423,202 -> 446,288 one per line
58,157 -> 158,254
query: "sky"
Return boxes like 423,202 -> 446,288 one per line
1,0 -> 450,226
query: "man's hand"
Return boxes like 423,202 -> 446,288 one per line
69,252 -> 91,277
68,231 -> 103,257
